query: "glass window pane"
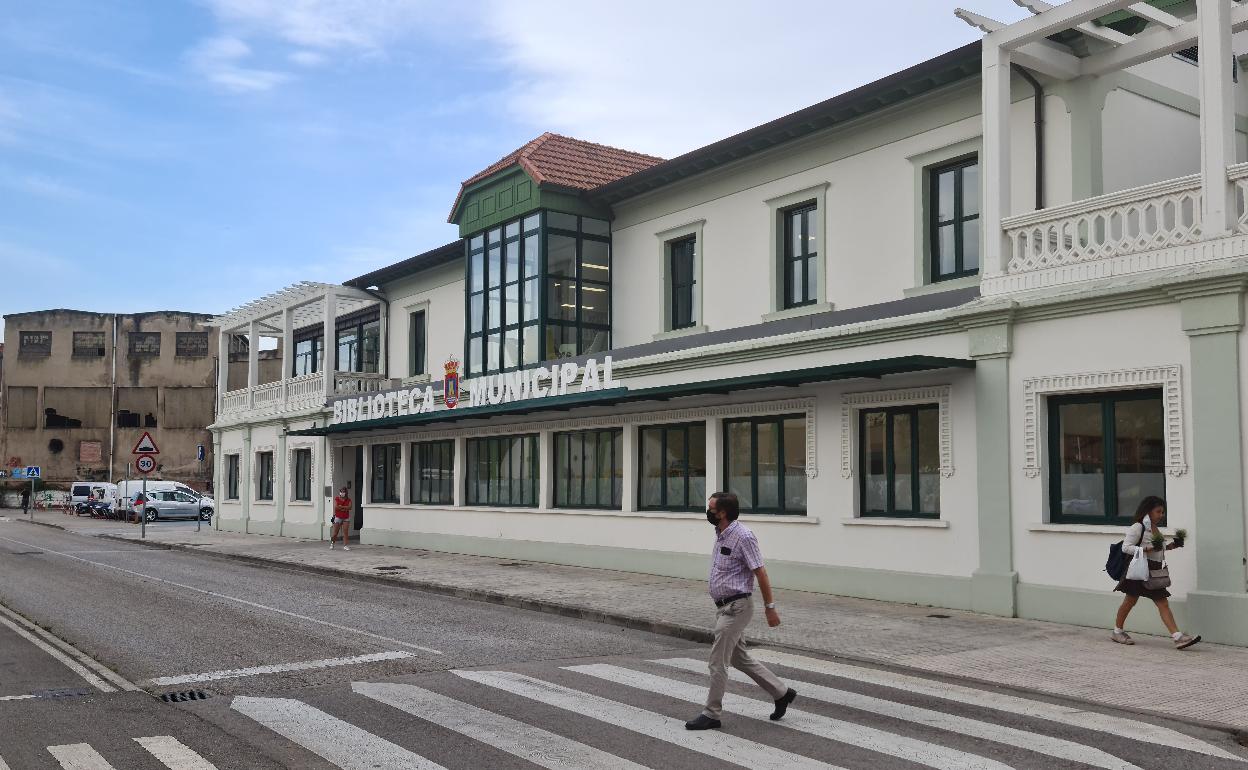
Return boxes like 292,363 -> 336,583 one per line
665,427 -> 685,508
597,431 -> 614,507
937,224 -> 957,277
937,169 -> 956,221
805,255 -> 818,304
522,325 -> 539,366
568,434 -> 583,506
788,211 -> 802,258
581,239 -> 609,278
961,219 -> 980,273
1115,396 -> 1165,516
470,294 -> 483,333
757,421 -> 780,510
917,408 -> 940,514
523,234 -> 539,276
470,235 -> 484,251
504,220 -> 519,239
962,163 -> 979,216
688,424 -> 707,506
487,228 -> 501,244
804,208 -> 818,254
554,434 -> 568,507
789,260 -> 803,305
469,335 -> 483,376
487,332 -> 500,371
892,412 -> 913,512
547,234 -> 576,277
361,321 -> 380,373
582,217 -> 610,237
522,278 -> 539,322
523,214 -> 540,233
487,288 -> 502,331
547,324 -> 576,360
548,212 -> 578,231
782,418 -> 806,512
487,245 -> 502,288
863,411 -> 887,512
581,283 -> 609,328
504,283 -> 519,327
503,328 -> 519,369
470,251 -> 484,293
583,433 -> 600,505
548,280 -> 577,322
1059,401 -> 1106,517
504,240 -> 519,282
640,428 -> 663,508
726,422 -> 753,510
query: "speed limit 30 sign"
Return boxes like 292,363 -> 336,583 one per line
135,454 -> 157,474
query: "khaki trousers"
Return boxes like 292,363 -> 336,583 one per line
702,596 -> 786,719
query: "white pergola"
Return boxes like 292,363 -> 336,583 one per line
958,0 -> 1248,276
209,281 -> 381,409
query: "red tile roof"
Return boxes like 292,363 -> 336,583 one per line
450,132 -> 663,222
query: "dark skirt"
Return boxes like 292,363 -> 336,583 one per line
1115,560 -> 1171,600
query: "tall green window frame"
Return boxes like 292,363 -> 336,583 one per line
466,214 -> 541,377
554,429 -> 622,509
1047,389 -> 1165,524
335,309 -> 381,373
292,448 -> 312,501
782,204 -> 818,309
929,157 -> 980,282
638,422 -> 706,511
409,310 -> 426,377
226,454 -> 240,500
410,440 -> 454,505
723,415 -> 807,515
859,405 -> 940,518
545,212 -> 612,361
256,452 -> 274,501
370,443 -> 401,504
669,237 -> 697,330
292,332 -> 323,376
466,434 -> 538,507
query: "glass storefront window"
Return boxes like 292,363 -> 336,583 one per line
638,422 -> 706,511
466,434 -> 538,506
554,429 -> 622,509
723,415 -> 806,514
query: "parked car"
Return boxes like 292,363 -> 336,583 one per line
117,480 -> 212,517
133,490 -> 213,522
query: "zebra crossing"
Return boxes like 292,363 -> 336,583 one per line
10,650 -> 1244,769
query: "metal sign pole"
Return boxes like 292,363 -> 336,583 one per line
125,462 -> 131,523
141,477 -> 146,539
28,476 -> 34,521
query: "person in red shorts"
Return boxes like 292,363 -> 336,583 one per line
330,486 -> 352,551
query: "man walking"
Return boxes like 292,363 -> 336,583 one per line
20,487 -> 30,516
686,491 -> 796,731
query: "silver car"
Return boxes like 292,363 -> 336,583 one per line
141,490 -> 213,522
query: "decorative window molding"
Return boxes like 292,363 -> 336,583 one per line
907,137 -> 981,291
764,182 -> 830,315
1023,366 -> 1186,478
334,397 -> 819,480
840,386 -> 953,479
655,219 -> 705,335
286,444 -> 316,501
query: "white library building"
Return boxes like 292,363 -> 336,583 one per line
210,0 -> 1248,645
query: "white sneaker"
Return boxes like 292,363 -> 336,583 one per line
343,545 -> 350,551
329,542 -> 334,550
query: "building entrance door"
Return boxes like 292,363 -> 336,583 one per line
353,446 -> 364,531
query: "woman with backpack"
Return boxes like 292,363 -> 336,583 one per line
1112,495 -> 1200,649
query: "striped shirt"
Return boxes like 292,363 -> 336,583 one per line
709,521 -> 765,600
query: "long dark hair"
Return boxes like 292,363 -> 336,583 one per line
1132,495 -> 1166,528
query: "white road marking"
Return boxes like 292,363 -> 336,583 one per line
46,743 -> 116,769
134,736 -> 218,770
0,694 -> 37,701
150,651 -> 413,686
0,754 -> 10,769
751,648 -> 1244,762
0,612 -> 113,693
655,657 -> 1139,770
455,669 -> 843,770
0,602 -> 139,692
0,535 -> 443,656
231,696 -> 446,770
567,664 -> 1012,770
354,680 -> 653,770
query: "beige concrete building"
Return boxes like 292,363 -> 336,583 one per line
1,310 -> 220,490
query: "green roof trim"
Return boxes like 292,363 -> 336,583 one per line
290,355 -> 974,437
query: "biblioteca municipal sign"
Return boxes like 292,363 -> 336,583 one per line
331,356 -> 624,425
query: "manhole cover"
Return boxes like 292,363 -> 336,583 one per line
926,614 -> 952,619
373,565 -> 409,572
33,687 -> 92,699
160,690 -> 211,703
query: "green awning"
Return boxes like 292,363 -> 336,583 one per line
290,355 -> 974,437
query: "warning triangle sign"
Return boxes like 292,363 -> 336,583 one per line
132,432 -> 160,455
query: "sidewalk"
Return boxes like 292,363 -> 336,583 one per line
8,508 -> 1248,735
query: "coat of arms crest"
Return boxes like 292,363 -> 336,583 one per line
443,357 -> 461,409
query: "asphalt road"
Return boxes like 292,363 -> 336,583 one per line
1,519 -> 1245,769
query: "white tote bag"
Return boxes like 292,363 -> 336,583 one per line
1126,547 -> 1150,581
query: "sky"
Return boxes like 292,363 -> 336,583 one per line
0,0 -> 1033,335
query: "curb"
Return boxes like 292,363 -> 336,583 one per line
22,520 -> 1248,742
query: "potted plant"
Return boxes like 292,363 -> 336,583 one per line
1173,528 -> 1187,548
1150,531 -> 1166,551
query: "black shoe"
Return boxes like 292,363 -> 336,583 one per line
770,688 -> 797,721
684,714 -> 722,730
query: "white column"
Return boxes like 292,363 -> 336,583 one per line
322,291 -> 337,401
619,424 -> 636,512
981,42 -> 1013,276
282,307 -> 295,404
1197,0 -> 1237,236
247,319 -> 259,407
452,437 -> 467,507
705,417 -> 723,498
217,328 -> 230,414
377,302 -> 388,379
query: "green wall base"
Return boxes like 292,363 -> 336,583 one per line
246,519 -> 282,536
1017,582 -> 1188,637
971,569 -> 1018,616
360,528 -> 973,609
281,521 -> 325,540
1185,590 -> 1248,645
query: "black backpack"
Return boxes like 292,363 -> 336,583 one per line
1105,540 -> 1127,581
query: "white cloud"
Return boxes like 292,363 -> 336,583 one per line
197,0 -> 461,52
288,49 -> 327,67
11,173 -> 84,201
186,35 -> 291,92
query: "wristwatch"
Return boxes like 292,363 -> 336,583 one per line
765,602 -> 777,610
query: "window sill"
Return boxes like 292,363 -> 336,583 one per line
762,302 -> 834,323
1029,523 -> 1177,535
903,274 -> 980,298
842,517 -> 948,528
653,325 -> 709,342
286,500 -> 314,506
406,505 -> 821,524
252,500 -> 275,506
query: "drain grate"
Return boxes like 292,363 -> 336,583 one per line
33,687 -> 92,699
373,565 -> 409,572
926,614 -> 952,619
160,690 -> 211,703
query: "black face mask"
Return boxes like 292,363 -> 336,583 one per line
706,508 -> 719,526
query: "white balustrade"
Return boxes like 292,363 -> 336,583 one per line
1229,162 -> 1248,233
1003,174 -> 1203,275
286,371 -> 324,403
252,380 -> 284,408
334,372 -> 389,395
221,388 -> 249,414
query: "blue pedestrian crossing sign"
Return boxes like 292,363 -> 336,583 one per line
12,466 -> 40,480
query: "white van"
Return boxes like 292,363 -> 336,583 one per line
116,480 -> 213,518
70,482 -> 118,508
